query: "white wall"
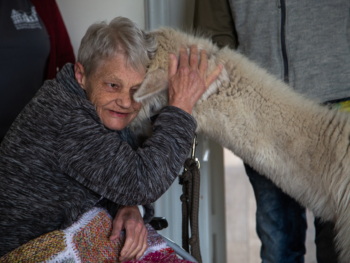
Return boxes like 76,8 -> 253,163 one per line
145,0 -> 194,31
56,0 -> 145,56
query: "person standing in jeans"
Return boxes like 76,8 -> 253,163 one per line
194,0 -> 350,262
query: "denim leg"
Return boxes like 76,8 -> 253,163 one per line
314,218 -> 339,263
245,164 -> 307,263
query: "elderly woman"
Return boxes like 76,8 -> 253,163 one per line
0,17 -> 221,260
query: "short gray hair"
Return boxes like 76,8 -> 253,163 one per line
78,16 -> 157,77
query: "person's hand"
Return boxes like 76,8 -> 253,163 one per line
168,45 -> 223,114
109,206 -> 148,261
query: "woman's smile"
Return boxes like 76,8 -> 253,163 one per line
108,109 -> 131,118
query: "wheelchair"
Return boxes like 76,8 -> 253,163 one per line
150,217 -> 198,262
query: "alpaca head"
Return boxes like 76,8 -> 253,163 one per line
129,71 -> 168,140
129,27 -> 226,139
129,28 -> 185,138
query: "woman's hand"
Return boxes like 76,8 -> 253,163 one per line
109,206 -> 147,261
168,45 -> 223,115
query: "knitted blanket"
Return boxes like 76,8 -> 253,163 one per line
0,208 -> 194,263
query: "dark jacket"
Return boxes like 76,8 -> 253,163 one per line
0,64 -> 197,256
30,0 -> 75,79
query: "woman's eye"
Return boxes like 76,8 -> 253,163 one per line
108,83 -> 117,88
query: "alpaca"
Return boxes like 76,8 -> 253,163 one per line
129,27 -> 350,262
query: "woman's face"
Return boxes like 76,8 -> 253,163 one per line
75,53 -> 145,131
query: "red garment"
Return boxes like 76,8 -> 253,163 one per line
30,0 -> 75,79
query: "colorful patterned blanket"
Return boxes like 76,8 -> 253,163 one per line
0,208 -> 194,263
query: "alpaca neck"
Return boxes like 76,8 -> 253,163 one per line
192,48 -> 350,221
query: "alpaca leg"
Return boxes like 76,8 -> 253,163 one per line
335,218 -> 350,263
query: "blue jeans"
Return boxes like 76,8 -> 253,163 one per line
244,164 -> 338,263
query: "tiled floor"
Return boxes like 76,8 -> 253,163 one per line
224,148 -> 317,263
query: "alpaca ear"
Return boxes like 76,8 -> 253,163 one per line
134,69 -> 168,102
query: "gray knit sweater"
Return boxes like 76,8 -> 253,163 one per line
194,0 -> 350,103
0,63 -> 196,256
